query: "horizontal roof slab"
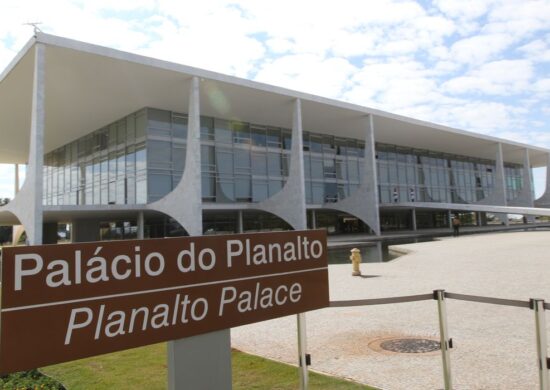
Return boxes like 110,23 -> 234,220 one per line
0,33 -> 548,166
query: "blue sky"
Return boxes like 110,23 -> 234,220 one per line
0,0 -> 549,198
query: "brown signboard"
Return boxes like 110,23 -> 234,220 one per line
0,229 -> 329,374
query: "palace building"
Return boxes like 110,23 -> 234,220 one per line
2,32 -> 550,245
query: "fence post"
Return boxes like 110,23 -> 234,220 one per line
297,313 -> 309,389
435,289 -> 453,390
532,299 -> 549,390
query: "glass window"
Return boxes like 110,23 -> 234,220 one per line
173,115 -> 188,139
310,136 -> 322,153
148,140 -> 171,169
149,174 -> 172,198
215,119 -> 232,144
201,173 -> 215,200
117,120 -> 127,145
136,178 -> 147,203
233,122 -> 251,144
323,158 -> 336,178
201,117 -> 214,141
138,111 -> 149,139
126,116 -> 135,144
324,183 -> 337,202
216,150 -> 233,175
251,127 -> 267,146
348,160 -> 359,182
311,158 -> 323,179
136,146 -> 146,173
235,149 -> 251,172
173,146 -> 186,172
148,108 -> 171,136
268,180 -> 283,196
252,153 -> 267,176
312,183 -> 324,204
201,145 -> 215,171
267,129 -> 281,148
268,153 -> 282,176
282,130 -> 292,150
252,180 -> 268,202
217,180 -> 235,202
235,176 -> 251,200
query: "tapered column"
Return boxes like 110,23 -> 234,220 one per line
535,153 -> 550,207
322,114 -> 380,235
510,148 -> 534,208
14,164 -> 19,194
27,44 -> 45,244
149,76 -> 202,236
164,77 -> 231,390
257,99 -> 307,230
10,43 -> 46,245
476,143 -> 508,225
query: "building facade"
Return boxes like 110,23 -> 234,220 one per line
1,33 -> 550,244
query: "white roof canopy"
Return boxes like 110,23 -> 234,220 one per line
1,33 -> 548,166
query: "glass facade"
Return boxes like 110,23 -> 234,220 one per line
43,109 -> 148,206
43,107 -> 526,207
376,143 -> 524,204
303,133 -> 364,204
200,117 -> 291,203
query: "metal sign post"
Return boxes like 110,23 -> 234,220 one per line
532,299 -> 549,390
297,312 -> 309,389
435,289 -> 453,390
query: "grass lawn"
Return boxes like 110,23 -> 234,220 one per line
42,343 -> 375,389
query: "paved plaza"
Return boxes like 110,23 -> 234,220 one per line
231,231 -> 550,389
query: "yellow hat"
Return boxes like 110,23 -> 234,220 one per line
351,248 -> 360,253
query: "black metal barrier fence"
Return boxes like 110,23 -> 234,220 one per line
328,290 -> 550,390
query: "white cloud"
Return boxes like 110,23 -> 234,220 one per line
449,33 -> 516,65
442,59 -> 534,95
518,37 -> 550,62
255,54 -> 356,98
0,0 -> 549,197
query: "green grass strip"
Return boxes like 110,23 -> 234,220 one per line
41,343 -> 375,389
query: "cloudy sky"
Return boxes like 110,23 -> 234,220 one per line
0,0 -> 549,198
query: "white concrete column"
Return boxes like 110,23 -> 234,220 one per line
535,153 -> 550,207
448,210 -> 453,228
510,148 -> 534,209
322,114 -> 381,235
165,77 -> 231,390
495,143 -> 507,206
137,211 -> 144,239
149,76 -> 203,236
257,99 -> 307,230
13,43 -> 46,245
486,143 -> 508,225
14,164 -> 19,194
476,143 -> 507,208
522,149 -> 534,206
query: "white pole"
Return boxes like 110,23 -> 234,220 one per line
435,290 -> 453,390
297,312 -> 309,390
533,299 -> 549,390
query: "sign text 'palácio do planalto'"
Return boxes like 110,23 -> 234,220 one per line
0,229 -> 329,374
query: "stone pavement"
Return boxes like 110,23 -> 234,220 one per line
231,231 -> 550,389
